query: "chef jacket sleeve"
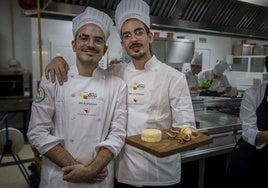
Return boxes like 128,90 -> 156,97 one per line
27,76 -> 63,155
240,85 -> 266,149
197,70 -> 211,86
220,75 -> 231,87
170,73 -> 196,131
95,81 -> 127,157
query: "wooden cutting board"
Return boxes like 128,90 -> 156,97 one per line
125,130 -> 213,158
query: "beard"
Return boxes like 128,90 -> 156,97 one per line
127,42 -> 150,61
130,51 -> 146,60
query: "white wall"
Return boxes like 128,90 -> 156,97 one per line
0,0 -> 32,71
30,18 -> 74,94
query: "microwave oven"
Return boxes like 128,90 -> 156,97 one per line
0,69 -> 31,98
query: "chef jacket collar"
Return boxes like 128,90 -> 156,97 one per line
69,64 -> 106,80
127,55 -> 159,71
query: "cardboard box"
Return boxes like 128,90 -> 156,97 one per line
232,44 -> 253,56
263,45 -> 268,55
253,46 -> 264,55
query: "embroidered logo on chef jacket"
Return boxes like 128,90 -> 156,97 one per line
79,92 -> 97,99
77,91 -> 100,116
130,83 -> 145,90
77,107 -> 97,116
35,87 -> 45,103
84,108 -> 90,114
128,82 -> 145,105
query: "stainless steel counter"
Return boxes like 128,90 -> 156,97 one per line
192,96 -> 242,134
181,132 -> 241,163
181,97 -> 242,161
180,97 -> 242,188
181,109 -> 241,163
195,111 -> 241,134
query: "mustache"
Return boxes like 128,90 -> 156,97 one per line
129,43 -> 142,49
82,46 -> 99,53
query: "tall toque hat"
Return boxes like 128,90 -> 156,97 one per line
115,0 -> 150,34
191,52 -> 202,66
213,60 -> 228,76
72,7 -> 113,40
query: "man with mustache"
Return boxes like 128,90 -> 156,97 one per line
27,6 -> 127,188
44,0 -> 196,187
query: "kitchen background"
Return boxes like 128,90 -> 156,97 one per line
1,0 -> 268,98
1,1 -> 268,187
1,0 -> 268,140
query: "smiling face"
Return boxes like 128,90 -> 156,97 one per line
72,23 -> 107,68
120,18 -> 153,62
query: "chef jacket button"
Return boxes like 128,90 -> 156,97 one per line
70,74 -> 74,78
97,118 -> 101,122
71,117 -> 75,120
71,93 -> 76,97
70,139 -> 74,142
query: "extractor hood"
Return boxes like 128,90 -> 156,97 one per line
21,0 -> 268,40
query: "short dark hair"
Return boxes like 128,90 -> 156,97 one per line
143,24 -> 153,55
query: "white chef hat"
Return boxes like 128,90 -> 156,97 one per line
213,60 -> 228,76
191,52 -> 202,66
72,7 -> 113,41
115,0 -> 150,34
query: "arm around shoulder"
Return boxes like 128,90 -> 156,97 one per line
45,56 -> 70,85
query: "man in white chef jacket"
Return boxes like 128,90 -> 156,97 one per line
184,52 -> 202,96
27,7 -> 127,188
113,1 -> 195,187
225,56 -> 268,187
44,0 -> 196,187
198,60 -> 232,95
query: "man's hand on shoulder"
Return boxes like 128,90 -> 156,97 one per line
45,56 -> 69,85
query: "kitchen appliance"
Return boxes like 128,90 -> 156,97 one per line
0,111 -> 33,187
152,38 -> 195,70
0,68 -> 32,136
0,68 -> 31,98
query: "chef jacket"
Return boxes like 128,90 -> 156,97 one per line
27,65 -> 127,188
184,69 -> 200,96
110,55 -> 196,186
240,83 -> 268,148
185,69 -> 199,89
225,83 -> 268,187
198,69 -> 231,92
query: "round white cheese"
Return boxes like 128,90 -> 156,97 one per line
141,129 -> 162,142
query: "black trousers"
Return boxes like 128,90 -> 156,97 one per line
225,138 -> 268,188
114,178 -> 181,188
